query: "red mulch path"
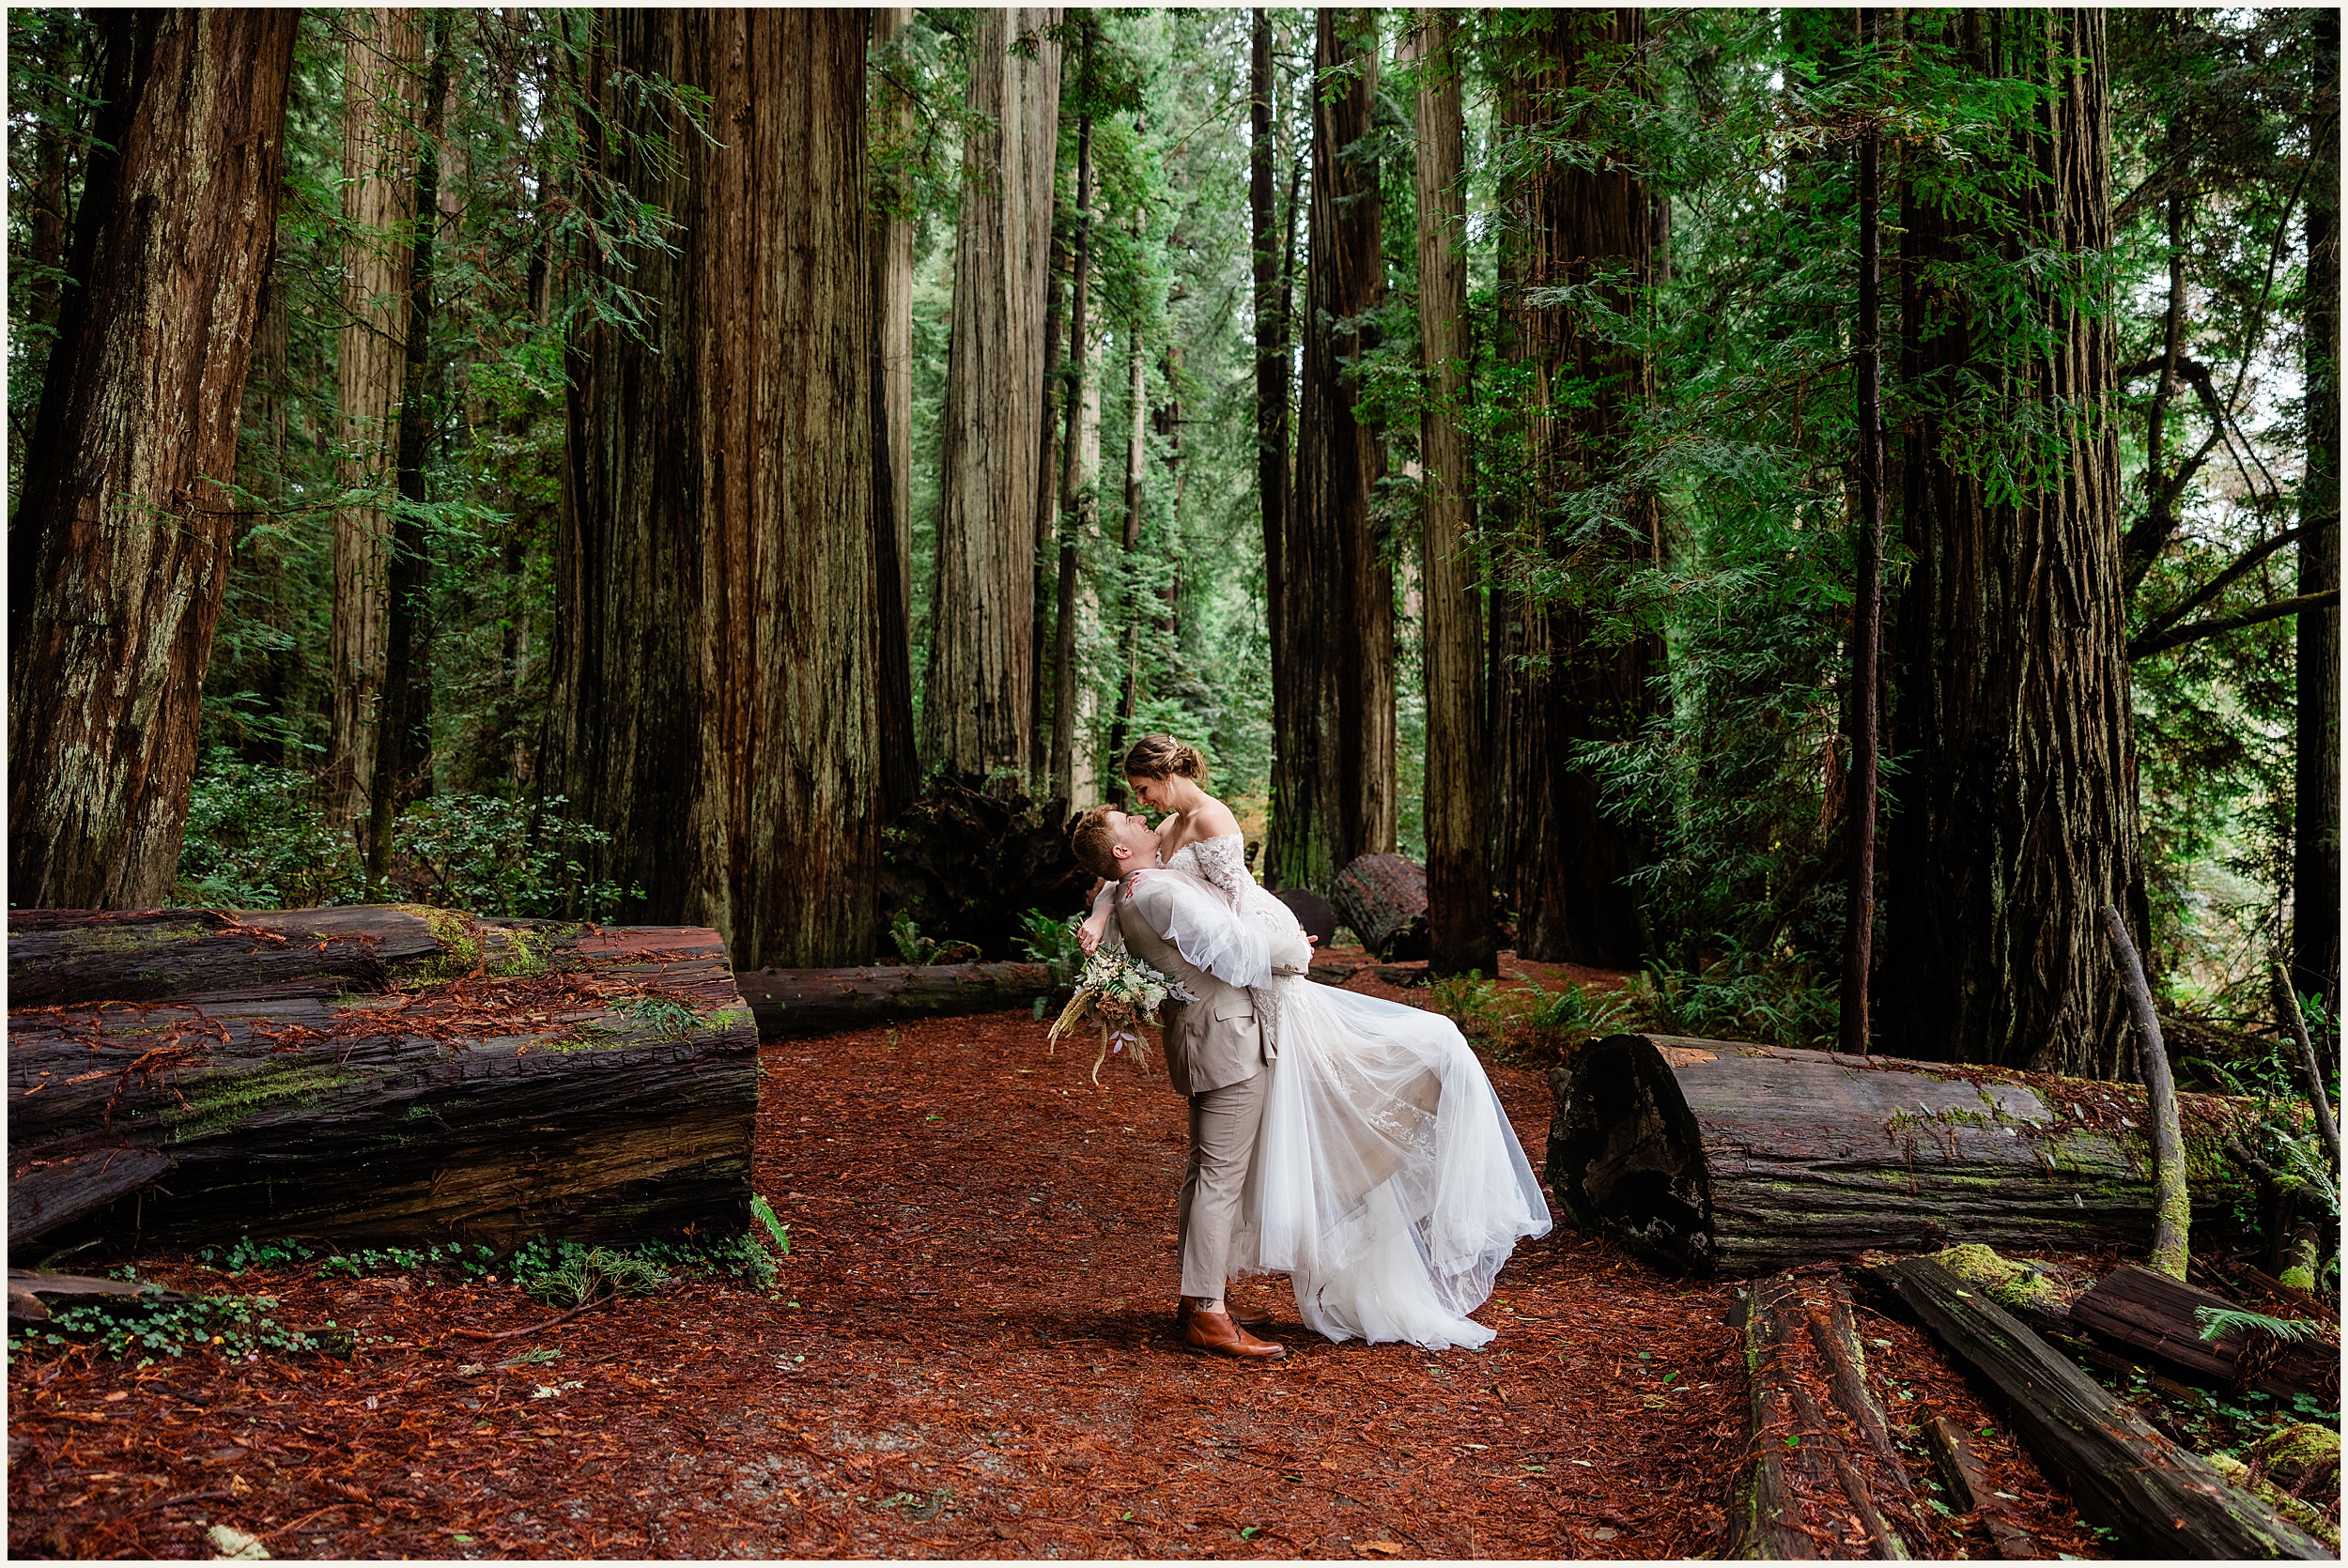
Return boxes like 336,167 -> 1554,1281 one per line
8,961 -> 2104,1559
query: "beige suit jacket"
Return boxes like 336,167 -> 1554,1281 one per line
1115,873 -> 1294,1099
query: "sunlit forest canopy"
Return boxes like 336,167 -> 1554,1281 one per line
5,7 -> 2336,1078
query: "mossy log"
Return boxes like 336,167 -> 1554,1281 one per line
6,905 -> 453,1007
1870,1254 -> 2331,1560
1547,1035 -> 2259,1277
8,908 -> 756,1252
1725,1269 -> 1922,1559
732,961 -> 1057,1039
2068,1264 -> 2340,1403
1330,853 -> 1429,961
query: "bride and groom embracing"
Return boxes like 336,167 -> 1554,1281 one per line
1067,734 -> 1552,1362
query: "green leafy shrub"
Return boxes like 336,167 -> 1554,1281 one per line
394,792 -> 637,920
13,1290 -> 325,1365
507,1239 -> 672,1310
1520,977 -> 1634,1048
172,750 -> 363,908
1638,945 -> 1838,1050
1016,908 -> 1084,989
314,1241 -> 498,1282
1427,972 -> 1506,1045
889,912 -> 979,966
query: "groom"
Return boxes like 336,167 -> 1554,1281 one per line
1071,805 -> 1308,1361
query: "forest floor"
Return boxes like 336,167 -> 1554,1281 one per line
7,952 -> 2106,1560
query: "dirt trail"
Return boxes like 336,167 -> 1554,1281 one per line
7,976 -> 2091,1559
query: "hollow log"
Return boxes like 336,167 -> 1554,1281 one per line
1870,1255 -> 2330,1559
1330,853 -> 1429,961
2067,1264 -> 2340,1403
1547,1035 -> 2258,1277
733,962 -> 1056,1039
1725,1269 -> 1921,1559
8,910 -> 756,1252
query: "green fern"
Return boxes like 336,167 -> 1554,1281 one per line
2193,1305 -> 2328,1345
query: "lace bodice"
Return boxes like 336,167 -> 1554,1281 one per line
1164,832 -> 1251,908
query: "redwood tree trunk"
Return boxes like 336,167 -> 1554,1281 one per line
1275,7 -> 1392,894
1409,10 -> 1493,977
1112,321 -> 1148,760
328,8 -> 423,838
549,10 -> 883,968
7,10 -> 300,910
1049,72 -> 1096,809
1839,8 -> 1885,1053
1496,8 -> 1661,968
922,7 -> 1063,792
2294,4 -> 2341,1013
1251,9 -> 1296,872
1882,10 -> 2147,1077
369,16 -> 449,893
872,7 -> 920,817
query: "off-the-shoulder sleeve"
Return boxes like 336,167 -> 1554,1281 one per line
1131,869 -> 1270,991
1187,833 -> 1253,910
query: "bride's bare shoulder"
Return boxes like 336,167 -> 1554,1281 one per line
1193,796 -> 1242,839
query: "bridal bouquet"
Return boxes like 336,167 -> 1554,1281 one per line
1046,945 -> 1196,1084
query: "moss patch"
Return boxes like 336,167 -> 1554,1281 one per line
163,1061 -> 366,1144
1934,1243 -> 2068,1321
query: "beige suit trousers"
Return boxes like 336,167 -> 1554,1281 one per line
1177,1065 -> 1268,1299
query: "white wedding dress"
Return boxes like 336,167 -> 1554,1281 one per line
1149,835 -> 1552,1351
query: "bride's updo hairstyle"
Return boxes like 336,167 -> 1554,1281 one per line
1122,733 -> 1209,791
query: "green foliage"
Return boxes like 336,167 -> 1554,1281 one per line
12,1291 -> 325,1366
615,994 -> 703,1041
205,1236 -> 317,1275
1016,909 -> 1084,988
393,792 -> 637,921
2194,1305 -> 2328,1345
889,912 -> 981,967
1426,972 -> 1506,1046
505,1239 -> 672,1311
1518,976 -> 1634,1046
315,1241 -> 498,1282
1639,946 -> 1840,1052
173,751 -> 364,908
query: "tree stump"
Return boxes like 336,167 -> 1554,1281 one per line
1547,1035 -> 2259,1276
1330,853 -> 1429,961
8,908 -> 757,1252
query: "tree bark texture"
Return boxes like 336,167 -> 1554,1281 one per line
1883,10 -> 2147,1078
2294,3 -> 2340,1011
7,10 -> 300,911
548,9 -> 883,968
1840,8 -> 1885,1054
1049,98 -> 1097,810
1031,259 -> 1064,786
1113,322 -> 1149,758
1494,9 -> 1661,969
734,962 -> 1058,1041
1724,1270 -> 1923,1559
329,8 -> 424,836
872,6 -> 921,818
922,7 -> 1064,792
1409,11 -> 1495,977
1546,1034 -> 2258,1279
2066,1265 -> 2340,1404
370,16 -> 449,891
1251,10 -> 1298,875
8,911 -> 757,1252
1331,852 -> 1430,963
1274,7 -> 1392,895
1870,1255 -> 2331,1559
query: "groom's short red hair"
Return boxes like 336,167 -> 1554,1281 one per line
1071,805 -> 1123,881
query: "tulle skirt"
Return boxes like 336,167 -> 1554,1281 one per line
1230,978 -> 1552,1351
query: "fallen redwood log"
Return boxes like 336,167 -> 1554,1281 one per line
8,908 -> 756,1252
1330,853 -> 1429,961
732,961 -> 1056,1039
1725,1269 -> 1923,1559
7,905 -> 453,1007
1547,1035 -> 2258,1276
2067,1264 -> 2340,1404
1869,1254 -> 2329,1559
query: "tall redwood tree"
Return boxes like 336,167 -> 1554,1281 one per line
8,9 -> 301,909
548,9 -> 883,968
1881,9 -> 2147,1077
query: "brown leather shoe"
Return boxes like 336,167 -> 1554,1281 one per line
1178,1295 -> 1275,1331
1182,1306 -> 1286,1360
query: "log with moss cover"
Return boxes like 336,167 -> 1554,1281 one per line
7,906 -> 756,1252
1547,1035 -> 2261,1276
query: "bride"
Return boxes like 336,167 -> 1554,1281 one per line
1079,734 -> 1551,1351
